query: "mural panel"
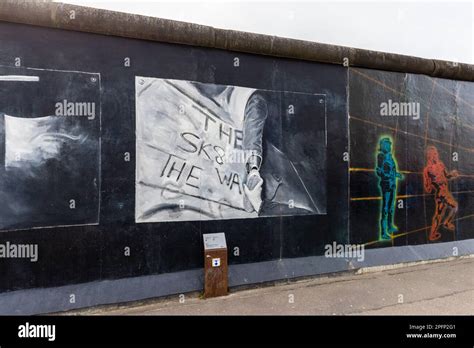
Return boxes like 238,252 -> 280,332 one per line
135,77 -> 327,222
349,68 -> 474,247
0,66 -> 101,231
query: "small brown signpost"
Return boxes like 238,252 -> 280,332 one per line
203,232 -> 228,298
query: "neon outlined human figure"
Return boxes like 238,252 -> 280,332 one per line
376,137 -> 403,240
423,146 -> 459,241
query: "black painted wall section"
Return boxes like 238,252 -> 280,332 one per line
0,22 -> 348,292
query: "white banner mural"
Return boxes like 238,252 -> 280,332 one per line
135,77 -> 326,222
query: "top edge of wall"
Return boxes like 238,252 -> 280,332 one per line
1,1 -> 473,82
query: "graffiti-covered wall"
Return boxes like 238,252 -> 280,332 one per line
0,14 -> 472,312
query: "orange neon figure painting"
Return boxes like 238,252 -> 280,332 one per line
423,146 -> 459,241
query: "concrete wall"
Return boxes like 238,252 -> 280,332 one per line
0,3 -> 472,314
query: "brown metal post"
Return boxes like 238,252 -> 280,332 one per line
203,233 -> 228,298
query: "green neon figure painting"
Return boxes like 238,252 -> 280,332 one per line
375,137 -> 404,240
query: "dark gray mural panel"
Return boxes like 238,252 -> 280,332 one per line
0,66 -> 100,231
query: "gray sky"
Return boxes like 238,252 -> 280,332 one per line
60,0 -> 473,64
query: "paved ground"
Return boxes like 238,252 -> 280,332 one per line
70,257 -> 474,315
